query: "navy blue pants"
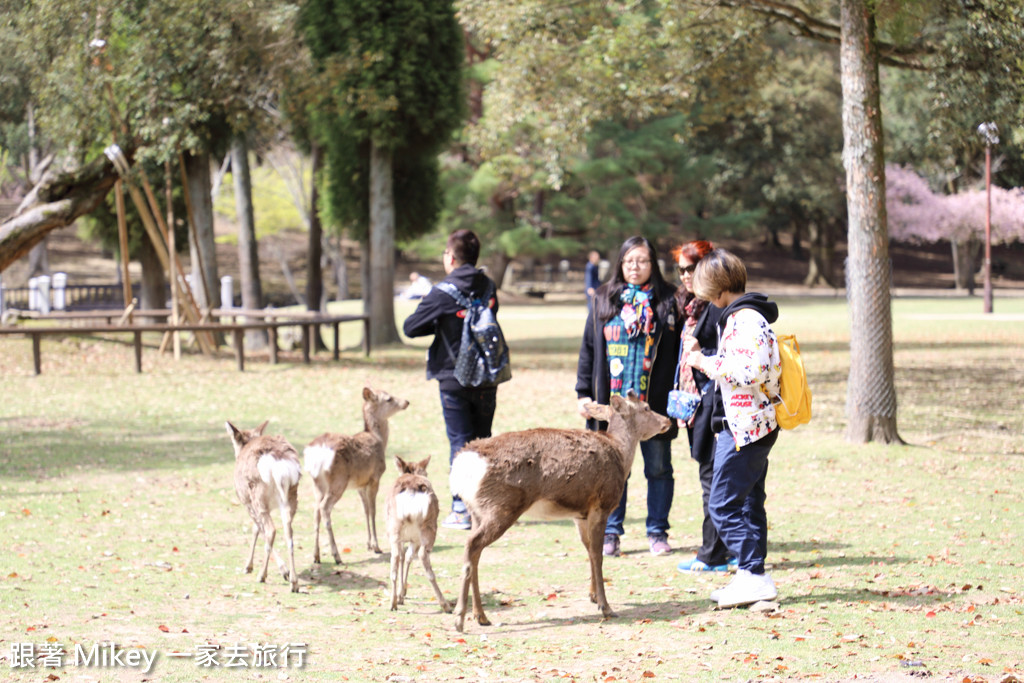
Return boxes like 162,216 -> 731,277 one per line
709,427 -> 778,574
605,438 -> 674,537
440,386 -> 497,513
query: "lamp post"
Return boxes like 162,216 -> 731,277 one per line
977,122 -> 999,314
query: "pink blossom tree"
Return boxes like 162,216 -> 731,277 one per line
886,164 -> 1024,291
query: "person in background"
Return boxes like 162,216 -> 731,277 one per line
576,236 -> 681,558
402,230 -> 502,530
584,250 -> 601,312
399,271 -> 433,300
670,240 -> 733,573
682,248 -> 781,607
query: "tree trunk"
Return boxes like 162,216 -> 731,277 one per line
0,152 -> 122,271
232,135 -> 267,350
306,143 -> 326,350
368,141 -> 400,346
951,237 -> 980,294
138,234 -> 167,321
184,151 -> 219,312
803,219 -> 837,287
840,0 -> 902,444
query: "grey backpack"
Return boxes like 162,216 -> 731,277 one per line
436,281 -> 512,388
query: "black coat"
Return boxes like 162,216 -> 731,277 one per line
575,297 -> 680,441
686,302 -> 723,464
402,264 -> 499,392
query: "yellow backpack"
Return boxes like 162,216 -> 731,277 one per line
774,334 -> 812,429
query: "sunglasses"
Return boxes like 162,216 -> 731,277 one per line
677,263 -> 696,275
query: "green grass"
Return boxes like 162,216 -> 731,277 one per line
1,296 -> 1023,682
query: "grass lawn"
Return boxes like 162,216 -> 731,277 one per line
1,295 -> 1022,682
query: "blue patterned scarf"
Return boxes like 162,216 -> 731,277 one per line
605,284 -> 657,401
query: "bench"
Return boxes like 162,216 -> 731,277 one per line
0,312 -> 370,375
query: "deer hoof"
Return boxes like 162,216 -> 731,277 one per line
476,613 -> 491,627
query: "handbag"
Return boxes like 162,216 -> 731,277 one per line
666,331 -> 701,422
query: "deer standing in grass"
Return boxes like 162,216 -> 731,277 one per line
385,456 -> 451,613
304,386 -> 409,563
448,393 -> 671,632
225,420 -> 301,593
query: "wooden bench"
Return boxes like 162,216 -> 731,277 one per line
0,313 -> 370,375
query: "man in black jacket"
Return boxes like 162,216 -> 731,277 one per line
402,229 -> 502,530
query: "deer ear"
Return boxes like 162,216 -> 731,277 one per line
609,394 -> 628,410
225,421 -> 239,439
416,456 -> 431,472
584,401 -> 613,421
254,420 -> 269,435
362,385 -> 374,401
394,456 -> 407,472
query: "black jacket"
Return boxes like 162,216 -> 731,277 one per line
687,302 -> 723,464
575,296 -> 680,441
402,264 -> 499,392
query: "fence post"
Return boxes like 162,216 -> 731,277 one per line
37,275 -> 51,314
52,273 -> 67,311
220,275 -> 234,310
28,277 -> 39,311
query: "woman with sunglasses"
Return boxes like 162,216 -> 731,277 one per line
575,236 -> 681,558
671,240 -> 734,573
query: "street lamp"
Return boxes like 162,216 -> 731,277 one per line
977,122 -> 999,314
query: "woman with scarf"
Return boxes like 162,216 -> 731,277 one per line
671,240 -> 733,573
576,236 -> 681,558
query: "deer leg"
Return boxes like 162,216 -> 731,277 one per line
322,485 -> 346,564
419,545 -> 452,613
256,512 -> 277,584
389,541 -> 403,610
279,500 -> 299,592
400,543 -> 416,604
359,483 -> 382,553
574,518 -> 599,604
311,481 -> 324,564
587,512 -> 616,618
455,515 -> 519,632
245,521 -> 260,573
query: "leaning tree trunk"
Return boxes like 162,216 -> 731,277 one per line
840,0 -> 902,444
0,152 -> 123,271
368,141 -> 401,347
232,134 -> 267,350
184,151 -> 219,312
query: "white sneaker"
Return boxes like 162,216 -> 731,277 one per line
713,570 -> 777,608
709,569 -> 746,602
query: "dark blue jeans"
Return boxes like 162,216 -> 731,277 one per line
708,427 -> 778,574
605,438 -> 674,537
440,386 -> 497,513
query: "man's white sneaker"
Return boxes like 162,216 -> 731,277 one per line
713,570 -> 777,608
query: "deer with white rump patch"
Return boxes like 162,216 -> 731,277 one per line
304,385 -> 409,562
448,392 -> 671,632
225,420 -> 301,593
385,456 -> 451,612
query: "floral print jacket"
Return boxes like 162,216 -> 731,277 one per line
693,306 -> 781,448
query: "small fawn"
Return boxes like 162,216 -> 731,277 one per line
304,385 -> 409,563
225,420 -> 301,593
385,456 -> 451,613
448,393 -> 671,631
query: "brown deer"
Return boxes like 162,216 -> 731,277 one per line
304,385 -> 409,563
225,420 -> 301,593
385,456 -> 451,613
448,393 -> 671,632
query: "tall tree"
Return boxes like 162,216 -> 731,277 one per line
300,0 -> 465,347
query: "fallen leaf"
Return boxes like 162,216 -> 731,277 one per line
158,625 -> 170,632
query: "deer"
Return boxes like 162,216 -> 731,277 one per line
385,456 -> 452,613
225,420 -> 301,593
448,392 -> 672,632
304,385 -> 409,563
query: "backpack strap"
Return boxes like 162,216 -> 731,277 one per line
435,281 -> 471,309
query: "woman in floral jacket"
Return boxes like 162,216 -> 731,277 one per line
682,248 -> 781,608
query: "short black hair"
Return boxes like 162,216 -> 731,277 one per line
447,229 -> 480,266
